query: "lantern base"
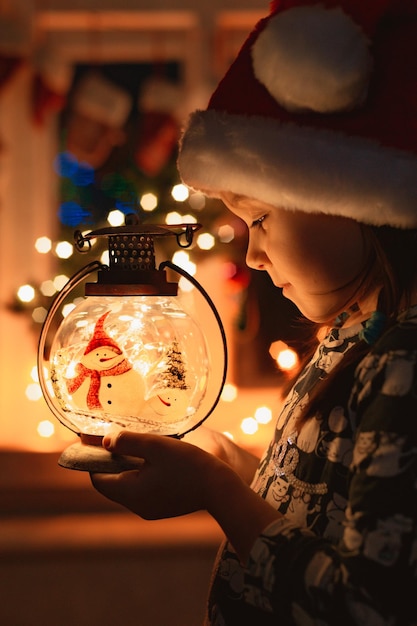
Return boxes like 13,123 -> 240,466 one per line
58,441 -> 144,473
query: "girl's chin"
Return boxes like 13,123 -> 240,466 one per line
286,294 -> 342,324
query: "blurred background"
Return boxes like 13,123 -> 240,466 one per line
0,1 -> 306,624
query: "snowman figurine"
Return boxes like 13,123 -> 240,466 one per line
142,340 -> 192,425
66,311 -> 146,417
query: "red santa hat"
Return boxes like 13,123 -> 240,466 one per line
178,0 -> 417,229
84,312 -> 122,355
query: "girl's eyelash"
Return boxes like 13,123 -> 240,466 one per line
251,215 -> 266,228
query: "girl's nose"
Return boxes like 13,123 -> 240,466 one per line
246,236 -> 269,271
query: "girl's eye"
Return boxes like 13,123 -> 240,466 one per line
251,215 -> 266,229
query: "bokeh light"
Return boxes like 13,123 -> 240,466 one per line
17,284 -> 35,303
140,192 -> 158,212
197,232 -> 215,250
171,183 -> 189,202
35,236 -> 52,254
241,416 -> 259,435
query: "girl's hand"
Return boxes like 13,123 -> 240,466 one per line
183,426 -> 260,485
90,429 -> 281,562
90,430 -> 231,520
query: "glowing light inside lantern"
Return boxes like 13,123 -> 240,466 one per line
43,296 -> 210,438
62,303 -> 76,318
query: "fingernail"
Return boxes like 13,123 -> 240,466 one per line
102,435 -> 113,450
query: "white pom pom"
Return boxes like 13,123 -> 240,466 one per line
251,6 -> 372,113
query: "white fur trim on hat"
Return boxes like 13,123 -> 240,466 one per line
251,6 -> 372,113
178,110 -> 417,229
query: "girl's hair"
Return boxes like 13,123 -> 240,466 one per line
294,224 -> 417,427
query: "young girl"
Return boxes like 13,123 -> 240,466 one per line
91,1 -> 417,623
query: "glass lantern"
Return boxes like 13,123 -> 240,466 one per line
38,219 -> 227,472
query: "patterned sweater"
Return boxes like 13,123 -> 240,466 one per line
207,306 -> 417,625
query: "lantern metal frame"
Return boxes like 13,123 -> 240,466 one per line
37,219 -> 228,472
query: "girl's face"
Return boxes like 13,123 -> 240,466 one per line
221,193 -> 374,323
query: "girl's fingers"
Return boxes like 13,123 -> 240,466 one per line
103,430 -> 159,457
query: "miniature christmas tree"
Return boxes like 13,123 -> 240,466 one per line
162,340 -> 188,390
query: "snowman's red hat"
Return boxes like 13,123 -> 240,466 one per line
178,0 -> 417,229
84,312 -> 122,355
